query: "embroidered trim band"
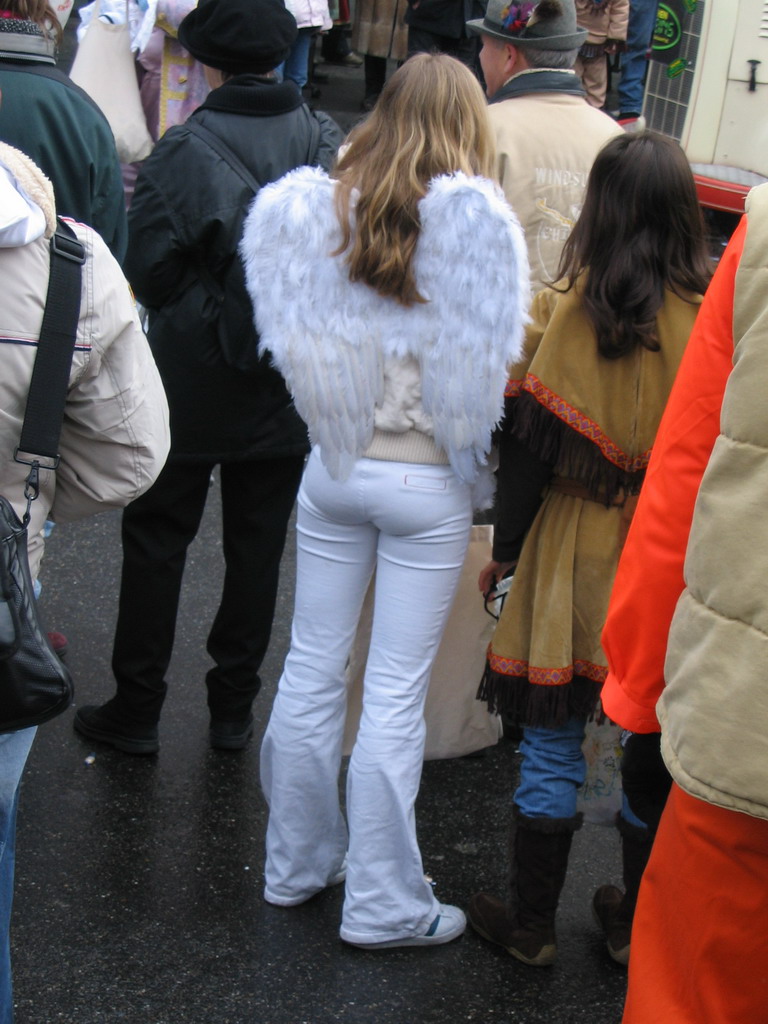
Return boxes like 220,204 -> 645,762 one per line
487,647 -> 608,685
505,374 -> 651,473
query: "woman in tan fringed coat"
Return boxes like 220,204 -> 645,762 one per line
352,0 -> 408,108
467,131 -> 710,969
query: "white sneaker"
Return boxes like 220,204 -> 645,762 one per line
327,858 -> 347,887
264,857 -> 347,907
345,904 -> 467,949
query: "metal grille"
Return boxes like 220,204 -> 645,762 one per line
643,2 -> 706,141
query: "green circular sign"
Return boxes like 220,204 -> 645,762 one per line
653,3 -> 682,51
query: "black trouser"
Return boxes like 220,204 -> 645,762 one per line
111,454 -> 305,725
364,54 -> 386,99
321,24 -> 351,60
621,731 -> 672,833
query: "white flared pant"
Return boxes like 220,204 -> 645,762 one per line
260,450 -> 472,943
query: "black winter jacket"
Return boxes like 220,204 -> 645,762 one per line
125,75 -> 342,461
404,0 -> 484,40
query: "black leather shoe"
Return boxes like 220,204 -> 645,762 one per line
73,702 -> 159,755
209,715 -> 254,750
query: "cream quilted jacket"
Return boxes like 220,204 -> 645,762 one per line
0,144 -> 170,576
660,183 -> 768,820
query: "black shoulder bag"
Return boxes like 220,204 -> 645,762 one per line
0,220 -> 83,732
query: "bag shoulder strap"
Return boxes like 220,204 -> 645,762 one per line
186,109 -> 323,195
185,119 -> 264,194
15,219 -> 84,486
304,106 -> 321,167
185,112 -> 322,311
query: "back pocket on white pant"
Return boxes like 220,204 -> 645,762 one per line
403,474 -> 448,491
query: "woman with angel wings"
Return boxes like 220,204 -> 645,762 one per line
241,52 -> 530,949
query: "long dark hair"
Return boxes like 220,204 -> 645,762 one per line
555,131 -> 711,360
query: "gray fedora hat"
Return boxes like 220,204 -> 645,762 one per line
467,0 -> 587,49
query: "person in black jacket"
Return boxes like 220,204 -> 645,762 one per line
73,0 -> 343,755
405,0 -> 485,69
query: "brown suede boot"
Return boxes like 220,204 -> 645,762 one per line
468,809 -> 582,966
592,814 -> 654,966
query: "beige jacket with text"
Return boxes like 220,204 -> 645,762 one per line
488,86 -> 621,294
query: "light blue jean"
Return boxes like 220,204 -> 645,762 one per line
617,0 -> 658,114
275,27 -> 314,90
516,716 -> 588,819
515,715 -> 646,827
0,728 -> 35,1024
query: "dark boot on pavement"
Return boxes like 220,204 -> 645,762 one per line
73,697 -> 159,755
592,814 -> 654,966
468,808 -> 582,966
209,714 -> 254,751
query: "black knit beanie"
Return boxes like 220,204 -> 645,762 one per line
178,0 -> 298,75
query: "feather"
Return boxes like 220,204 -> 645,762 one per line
241,167 -> 381,480
240,167 -> 530,489
414,172 -> 530,485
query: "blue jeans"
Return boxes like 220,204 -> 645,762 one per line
515,715 -> 648,827
0,728 -> 35,1024
275,28 -> 314,89
516,716 -> 588,819
617,0 -> 658,114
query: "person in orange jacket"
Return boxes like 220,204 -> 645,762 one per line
600,191 -> 768,1020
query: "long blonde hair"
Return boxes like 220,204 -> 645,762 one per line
333,53 -> 496,306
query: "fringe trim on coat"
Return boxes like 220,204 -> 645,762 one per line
477,664 -> 603,729
507,385 -> 648,505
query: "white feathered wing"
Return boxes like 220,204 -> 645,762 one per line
414,173 -> 531,488
240,166 -> 530,492
240,166 -> 385,480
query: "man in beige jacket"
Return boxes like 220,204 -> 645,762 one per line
467,0 -> 621,294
